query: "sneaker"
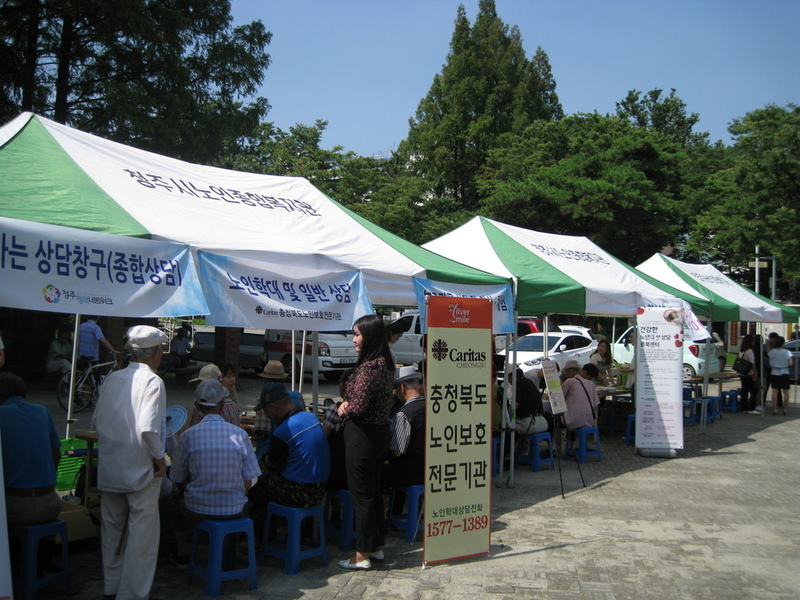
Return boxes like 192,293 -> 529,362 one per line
368,550 -> 385,562
338,558 -> 371,570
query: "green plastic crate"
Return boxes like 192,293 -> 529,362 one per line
56,438 -> 89,492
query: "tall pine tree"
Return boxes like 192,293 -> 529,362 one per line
400,0 -> 562,212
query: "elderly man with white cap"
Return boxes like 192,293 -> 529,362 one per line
92,324 -> 168,600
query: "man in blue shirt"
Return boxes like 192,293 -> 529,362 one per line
0,372 -> 62,525
78,316 -> 117,362
248,383 -> 330,541
169,379 -> 260,566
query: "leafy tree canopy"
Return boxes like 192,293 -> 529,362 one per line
477,113 -> 689,265
688,104 -> 800,288
0,0 -> 272,163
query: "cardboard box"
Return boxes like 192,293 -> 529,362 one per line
58,500 -> 99,542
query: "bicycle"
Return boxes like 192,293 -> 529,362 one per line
57,352 -> 128,412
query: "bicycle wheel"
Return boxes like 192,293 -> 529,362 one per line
56,371 -> 93,412
56,372 -> 74,411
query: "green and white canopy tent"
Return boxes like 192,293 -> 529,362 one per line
637,253 -> 799,428
0,113 -> 513,435
424,216 -> 709,317
424,216 -> 711,476
0,113 -> 511,324
637,253 -> 798,324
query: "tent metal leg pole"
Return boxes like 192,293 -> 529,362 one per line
65,314 -> 81,439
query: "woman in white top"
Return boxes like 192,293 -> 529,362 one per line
768,336 -> 793,416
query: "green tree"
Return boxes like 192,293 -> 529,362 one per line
0,0 -> 271,164
615,88 -> 707,145
401,0 -> 562,213
688,104 -> 800,293
477,113 -> 689,265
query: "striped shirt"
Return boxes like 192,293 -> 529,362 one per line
171,414 -> 260,516
390,396 -> 424,454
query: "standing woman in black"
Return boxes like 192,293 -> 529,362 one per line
338,314 -> 396,570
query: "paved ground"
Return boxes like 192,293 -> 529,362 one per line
15,375 -> 800,599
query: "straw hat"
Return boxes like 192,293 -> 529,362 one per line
258,360 -> 288,380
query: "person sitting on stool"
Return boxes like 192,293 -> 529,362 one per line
247,383 -> 330,542
381,366 -> 426,491
168,379 -> 261,567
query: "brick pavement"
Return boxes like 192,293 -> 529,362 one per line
17,378 -> 800,599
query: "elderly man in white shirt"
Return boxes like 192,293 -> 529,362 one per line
92,325 -> 168,600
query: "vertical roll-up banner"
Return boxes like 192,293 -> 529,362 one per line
635,306 -> 684,449
424,296 -> 493,566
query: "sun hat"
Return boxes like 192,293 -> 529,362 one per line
126,325 -> 168,349
258,360 -> 288,379
561,359 -> 581,373
194,379 -> 228,407
189,363 -> 222,383
394,365 -> 423,385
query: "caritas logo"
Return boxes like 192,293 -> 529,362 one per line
431,339 -> 449,361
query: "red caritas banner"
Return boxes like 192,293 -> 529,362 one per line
424,296 -> 493,566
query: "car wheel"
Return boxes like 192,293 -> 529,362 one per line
281,356 -> 302,384
683,364 -> 696,379
718,356 -> 726,372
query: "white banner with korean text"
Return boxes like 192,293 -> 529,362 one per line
413,277 -> 514,334
197,251 -> 374,330
635,306 -> 685,449
0,216 -> 209,317
424,296 -> 493,566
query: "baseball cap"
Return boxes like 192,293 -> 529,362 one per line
195,379 -> 228,407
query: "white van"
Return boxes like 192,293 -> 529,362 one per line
262,330 -> 357,381
388,311 -> 425,365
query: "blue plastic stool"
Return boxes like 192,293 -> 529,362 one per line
624,414 -> 636,445
517,431 -> 555,471
325,489 -> 356,552
187,517 -> 257,597
387,484 -> 425,543
262,503 -> 328,575
564,427 -> 602,463
492,437 -> 501,477
9,519 -> 71,600
708,396 -> 723,420
694,396 -> 722,425
683,387 -> 694,401
721,390 -> 740,413
683,400 -> 698,425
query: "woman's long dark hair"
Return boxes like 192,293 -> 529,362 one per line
594,339 -> 612,363
354,314 -> 395,371
739,334 -> 754,354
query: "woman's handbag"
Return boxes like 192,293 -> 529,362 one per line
732,356 -> 753,376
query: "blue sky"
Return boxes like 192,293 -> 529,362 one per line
230,0 -> 800,157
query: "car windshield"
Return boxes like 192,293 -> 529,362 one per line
509,334 -> 561,353
785,340 -> 800,350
